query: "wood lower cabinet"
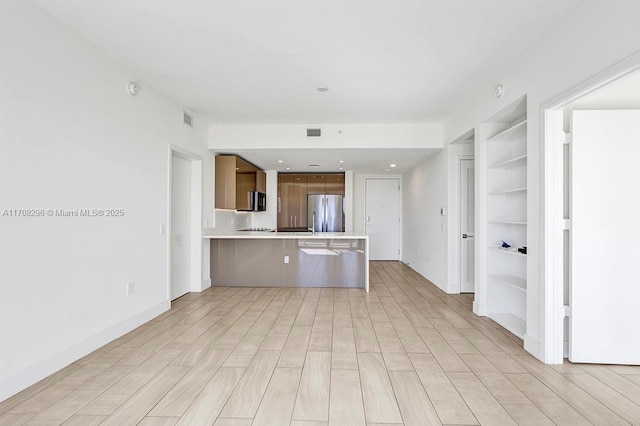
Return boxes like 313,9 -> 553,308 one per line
277,173 -> 344,231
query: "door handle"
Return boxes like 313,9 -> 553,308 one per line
462,234 -> 474,239
367,216 -> 371,222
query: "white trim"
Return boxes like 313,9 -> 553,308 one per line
199,278 -> 212,292
168,145 -> 204,301
473,301 -> 487,316
447,152 -> 474,294
540,50 -> 640,364
0,301 -> 169,402
524,333 -> 540,357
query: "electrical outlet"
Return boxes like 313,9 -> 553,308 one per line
126,282 -> 134,295
284,256 -> 289,264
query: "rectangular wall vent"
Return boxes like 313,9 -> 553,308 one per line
307,128 -> 321,137
183,111 -> 193,128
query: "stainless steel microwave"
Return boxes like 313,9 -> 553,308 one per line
250,191 -> 266,211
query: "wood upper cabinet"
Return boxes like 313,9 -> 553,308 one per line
215,155 -> 266,210
325,174 -> 345,195
277,173 -> 344,230
256,171 -> 266,193
215,156 -> 237,210
306,174 -> 326,195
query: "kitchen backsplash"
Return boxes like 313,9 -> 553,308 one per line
212,209 -> 252,232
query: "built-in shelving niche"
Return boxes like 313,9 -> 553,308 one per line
478,97 -> 528,339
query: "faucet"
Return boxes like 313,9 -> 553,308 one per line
308,211 -> 316,235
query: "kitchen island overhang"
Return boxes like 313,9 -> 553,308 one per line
204,232 -> 369,292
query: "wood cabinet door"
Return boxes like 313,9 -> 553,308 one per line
256,170 -> 266,193
325,173 -> 345,195
306,174 -> 326,195
215,156 -> 236,209
235,172 -> 253,210
278,174 -> 293,229
292,174 -> 307,229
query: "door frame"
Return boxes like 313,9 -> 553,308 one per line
167,145 -> 203,301
541,52 -> 640,363
363,176 -> 402,261
458,157 -> 475,293
446,132 -> 475,294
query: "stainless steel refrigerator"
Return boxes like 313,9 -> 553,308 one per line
307,194 -> 344,232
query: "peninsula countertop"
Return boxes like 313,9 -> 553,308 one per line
203,230 -> 369,240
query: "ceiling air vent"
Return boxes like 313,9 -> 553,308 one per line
306,128 -> 321,137
183,111 -> 193,128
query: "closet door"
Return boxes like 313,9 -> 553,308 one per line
570,110 -> 640,364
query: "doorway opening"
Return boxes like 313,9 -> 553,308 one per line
543,57 -> 640,364
168,146 -> 203,301
447,129 -> 475,295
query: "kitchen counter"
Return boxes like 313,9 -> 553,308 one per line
203,230 -> 368,239
206,231 -> 369,291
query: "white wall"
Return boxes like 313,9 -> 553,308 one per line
441,0 -> 640,361
209,123 -> 443,149
403,152 -> 448,289
0,1 -> 212,401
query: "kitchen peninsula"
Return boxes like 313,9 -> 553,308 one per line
205,231 -> 369,291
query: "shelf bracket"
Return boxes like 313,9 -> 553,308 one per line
561,305 -> 571,318
561,132 -> 572,145
562,219 -> 572,231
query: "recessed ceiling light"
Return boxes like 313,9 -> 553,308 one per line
317,86 -> 329,92
390,164 -> 397,168
339,160 -> 344,163
285,167 -> 291,170
277,160 -> 283,163
339,166 -> 344,170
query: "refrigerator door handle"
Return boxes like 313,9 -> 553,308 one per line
323,196 -> 328,232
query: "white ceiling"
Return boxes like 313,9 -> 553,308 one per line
570,69 -> 640,110
213,148 -> 439,173
33,0 -> 584,125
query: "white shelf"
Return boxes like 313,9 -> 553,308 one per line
489,221 -> 527,225
488,119 -> 527,142
490,155 -> 527,169
488,313 -> 525,339
491,246 -> 526,257
489,274 -> 527,291
490,187 -> 527,196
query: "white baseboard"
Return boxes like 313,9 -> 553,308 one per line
0,300 -> 170,402
524,334 -> 543,361
404,263 -> 447,292
199,278 -> 212,292
473,301 -> 487,316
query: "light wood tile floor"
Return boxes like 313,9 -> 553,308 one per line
2,261 -> 640,425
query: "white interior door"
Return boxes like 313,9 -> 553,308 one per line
365,178 -> 400,260
460,160 -> 475,293
171,154 -> 191,300
570,110 -> 640,364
